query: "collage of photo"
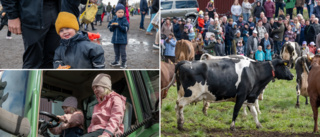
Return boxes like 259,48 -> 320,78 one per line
1,0 -> 320,137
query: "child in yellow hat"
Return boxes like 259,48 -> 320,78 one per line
54,12 -> 105,69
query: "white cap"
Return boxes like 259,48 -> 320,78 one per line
253,30 -> 257,33
310,42 -> 315,45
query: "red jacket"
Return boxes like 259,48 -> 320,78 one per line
198,17 -> 205,28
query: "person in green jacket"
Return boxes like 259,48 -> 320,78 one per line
285,0 -> 296,19
95,3 -> 104,25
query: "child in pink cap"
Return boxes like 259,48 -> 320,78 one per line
82,73 -> 126,137
49,96 -> 84,137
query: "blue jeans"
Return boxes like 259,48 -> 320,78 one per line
243,13 -> 250,22
114,44 -> 127,63
232,15 -> 239,22
307,4 -> 314,18
147,13 -> 158,32
140,13 -> 146,29
274,41 -> 282,55
275,2 -> 284,17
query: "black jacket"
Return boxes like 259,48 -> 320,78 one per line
1,0 -> 86,29
151,0 -> 159,14
253,5 -> 265,18
140,0 -> 149,12
173,23 -> 181,40
0,11 -> 8,26
53,31 -> 105,69
305,25 -> 316,41
181,32 -> 189,41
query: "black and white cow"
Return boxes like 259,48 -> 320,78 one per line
200,53 -> 262,116
175,58 -> 294,131
295,56 -> 312,108
280,42 -> 301,68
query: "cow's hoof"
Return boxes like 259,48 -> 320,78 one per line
256,123 -> 263,129
230,126 -> 236,131
295,104 -> 300,108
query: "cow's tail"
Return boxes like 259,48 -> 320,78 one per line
161,74 -> 176,92
175,61 -> 188,91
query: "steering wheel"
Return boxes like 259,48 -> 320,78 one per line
39,111 -> 60,128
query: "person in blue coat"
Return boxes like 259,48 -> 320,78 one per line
108,4 -> 130,69
139,0 -> 148,30
164,33 -> 177,63
255,46 -> 265,62
265,45 -> 273,61
54,12 -> 105,69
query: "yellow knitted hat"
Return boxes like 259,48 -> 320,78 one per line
55,12 -> 79,34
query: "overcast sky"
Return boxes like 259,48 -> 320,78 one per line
102,0 -> 141,6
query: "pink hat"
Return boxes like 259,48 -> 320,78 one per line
62,96 -> 78,109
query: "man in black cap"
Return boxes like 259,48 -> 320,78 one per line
172,17 -> 181,40
181,26 -> 189,40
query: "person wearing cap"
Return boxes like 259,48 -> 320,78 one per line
49,96 -> 85,137
84,74 -> 126,137
271,17 -> 285,55
309,41 -> 317,54
301,41 -> 310,56
304,20 -> 316,44
247,29 -> 259,58
108,4 -> 130,69
53,12 -> 105,69
172,17 -> 181,40
181,26 -> 190,41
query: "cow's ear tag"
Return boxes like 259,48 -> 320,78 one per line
171,62 -> 173,64
284,62 -> 287,66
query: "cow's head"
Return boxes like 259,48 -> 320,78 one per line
308,54 -> 320,69
281,43 -> 295,68
273,59 -> 294,80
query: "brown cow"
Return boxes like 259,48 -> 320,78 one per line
307,54 -> 320,133
175,40 -> 195,62
161,60 -> 175,102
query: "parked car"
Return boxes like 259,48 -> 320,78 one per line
0,70 -> 159,137
161,0 -> 199,21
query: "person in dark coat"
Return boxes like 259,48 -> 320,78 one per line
54,12 -> 105,69
181,26 -> 190,41
253,1 -> 265,22
1,0 -> 97,69
260,33 -> 274,53
313,1 -> 320,19
172,17 -> 181,40
139,0 -> 148,30
305,19 -> 316,44
108,4 -> 130,69
225,19 -> 234,55
0,11 -> 12,39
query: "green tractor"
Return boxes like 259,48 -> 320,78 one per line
0,70 -> 159,137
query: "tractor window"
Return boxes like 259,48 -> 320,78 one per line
0,71 -> 29,137
141,71 -> 159,111
161,1 -> 173,10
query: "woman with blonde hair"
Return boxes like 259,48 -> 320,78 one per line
206,0 -> 216,20
242,0 -> 252,22
231,0 -> 242,22
49,96 -> 84,137
82,74 -> 126,137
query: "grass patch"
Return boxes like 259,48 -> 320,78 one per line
161,69 -> 316,136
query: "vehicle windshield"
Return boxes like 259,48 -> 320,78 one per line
0,71 -> 29,137
161,1 -> 173,10
141,71 -> 159,111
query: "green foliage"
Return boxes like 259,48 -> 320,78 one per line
161,69 -> 316,136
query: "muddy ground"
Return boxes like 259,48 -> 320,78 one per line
162,128 -> 320,137
0,14 -> 159,69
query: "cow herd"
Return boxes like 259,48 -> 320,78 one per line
161,40 -> 320,133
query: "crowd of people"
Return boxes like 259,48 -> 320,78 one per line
161,0 -> 320,63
